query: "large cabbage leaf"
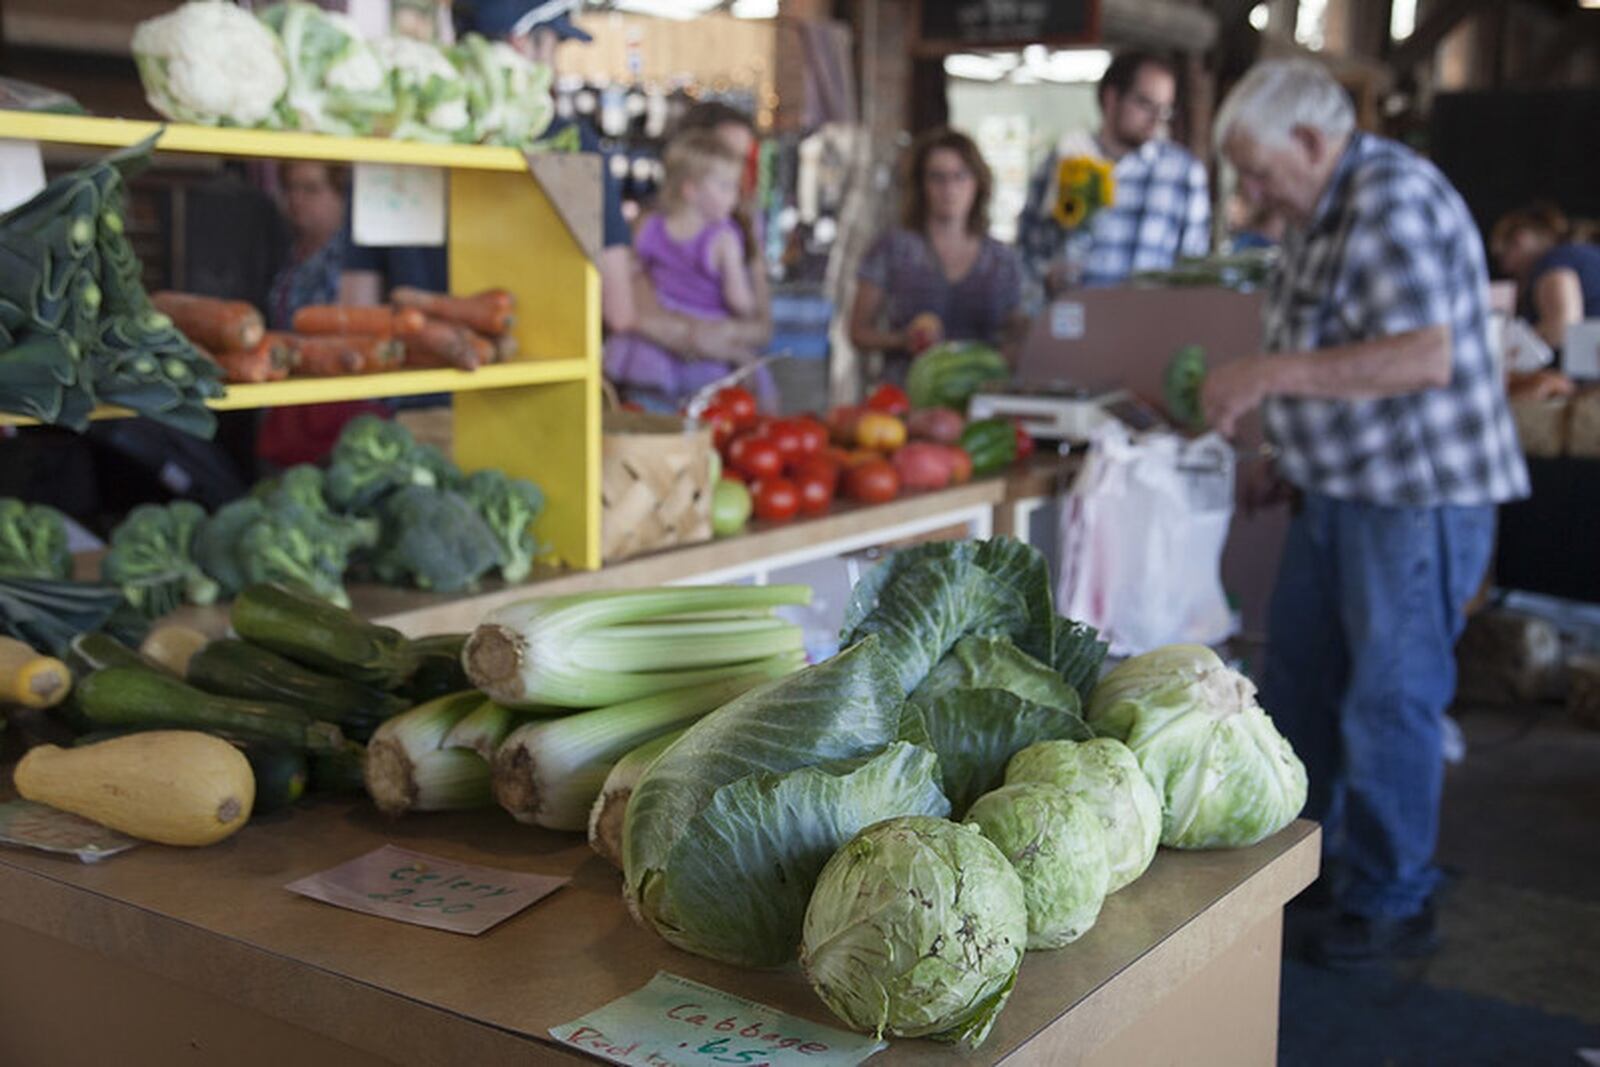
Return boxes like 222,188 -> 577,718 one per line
261,3 -> 395,136
647,743 -> 948,967
623,638 -> 940,965
842,537 -> 1107,700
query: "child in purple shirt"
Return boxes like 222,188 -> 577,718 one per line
605,131 -> 774,410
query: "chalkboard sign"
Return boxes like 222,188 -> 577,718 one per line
916,0 -> 1100,52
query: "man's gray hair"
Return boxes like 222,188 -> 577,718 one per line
1214,59 -> 1356,153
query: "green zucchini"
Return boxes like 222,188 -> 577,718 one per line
187,638 -> 408,730
309,740 -> 368,795
75,666 -> 344,752
231,583 -> 417,687
64,630 -> 159,679
240,743 -> 309,815
392,632 -> 469,703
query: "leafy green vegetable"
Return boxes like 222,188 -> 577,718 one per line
374,35 -> 470,142
1163,344 -> 1208,430
908,636 -> 1092,816
101,501 -> 218,618
452,33 -> 555,148
464,468 -> 544,584
0,498 -> 72,580
1005,737 -> 1162,893
0,577 -> 136,657
195,487 -> 366,608
1087,645 -> 1307,849
800,815 -> 1027,1047
372,485 -> 501,593
623,639 -> 947,966
965,783 -> 1111,949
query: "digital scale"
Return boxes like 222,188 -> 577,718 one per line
967,383 -> 1171,442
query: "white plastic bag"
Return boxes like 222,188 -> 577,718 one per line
1057,424 -> 1236,656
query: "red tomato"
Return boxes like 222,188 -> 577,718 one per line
713,386 -> 758,429
845,459 -> 900,504
826,405 -> 864,446
767,419 -> 804,464
730,435 -> 783,481
752,477 -> 800,522
796,472 -> 834,515
825,446 -> 855,469
721,467 -> 748,485
699,401 -> 738,450
794,456 -> 840,491
1013,422 -> 1036,462
791,417 -> 827,458
866,384 -> 911,417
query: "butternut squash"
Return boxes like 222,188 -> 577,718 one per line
14,730 -> 254,846
0,635 -> 71,709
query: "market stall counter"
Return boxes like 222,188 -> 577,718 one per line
0,799 -> 1317,1067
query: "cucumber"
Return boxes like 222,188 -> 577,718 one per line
64,630 -> 157,678
187,639 -> 408,731
309,740 -> 368,795
76,667 -> 345,753
240,743 -> 308,815
231,583 -> 417,687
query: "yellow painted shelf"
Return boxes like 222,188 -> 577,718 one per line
0,360 -> 590,426
0,110 -> 529,171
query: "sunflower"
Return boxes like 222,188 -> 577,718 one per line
1054,193 -> 1087,228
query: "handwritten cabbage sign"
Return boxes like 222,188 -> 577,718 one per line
550,971 -> 884,1067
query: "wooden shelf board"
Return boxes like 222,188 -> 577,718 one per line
0,359 -> 589,426
0,111 -> 530,171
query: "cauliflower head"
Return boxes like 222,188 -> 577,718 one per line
132,2 -> 288,127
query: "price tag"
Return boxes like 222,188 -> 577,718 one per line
550,971 -> 885,1067
285,845 -> 566,935
352,163 -> 447,247
0,800 -> 139,863
0,139 -> 47,213
1050,301 -> 1085,340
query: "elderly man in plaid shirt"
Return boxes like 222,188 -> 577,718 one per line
1017,51 -> 1211,297
1204,60 -> 1528,968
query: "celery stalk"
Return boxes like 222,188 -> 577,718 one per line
463,585 -> 812,709
491,661 -> 798,830
588,728 -> 686,869
365,690 -> 492,815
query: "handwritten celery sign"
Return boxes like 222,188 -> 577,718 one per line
285,845 -> 566,935
550,971 -> 884,1067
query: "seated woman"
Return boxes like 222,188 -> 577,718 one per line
1492,203 -> 1600,354
849,128 -> 1026,383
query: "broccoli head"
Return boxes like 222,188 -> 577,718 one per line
415,443 -> 466,492
256,463 -> 378,556
101,500 -> 219,617
324,415 -> 439,512
373,485 -> 500,593
464,469 -> 544,584
0,498 -> 73,580
195,492 -> 358,607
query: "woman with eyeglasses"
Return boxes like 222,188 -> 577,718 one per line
848,127 -> 1027,383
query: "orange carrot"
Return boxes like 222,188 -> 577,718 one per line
400,316 -> 483,371
261,332 -> 302,375
152,291 -> 265,352
213,347 -> 275,384
291,305 -> 426,338
492,331 -> 519,363
362,338 -> 405,374
390,286 -> 515,337
292,336 -> 374,377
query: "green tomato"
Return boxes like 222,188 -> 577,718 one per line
711,479 -> 752,537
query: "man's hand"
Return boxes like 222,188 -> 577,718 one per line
1202,355 -> 1278,438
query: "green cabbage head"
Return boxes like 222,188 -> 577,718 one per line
1086,645 -> 1307,849
1005,737 -> 1161,892
966,782 -> 1110,949
800,816 -> 1027,1049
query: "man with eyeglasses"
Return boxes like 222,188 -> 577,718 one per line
1018,51 -> 1211,296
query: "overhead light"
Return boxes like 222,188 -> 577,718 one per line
1248,3 -> 1269,31
730,0 -> 777,16
1390,0 -> 1418,37
943,53 -> 1018,82
1032,48 -> 1111,83
1580,0 -> 1599,8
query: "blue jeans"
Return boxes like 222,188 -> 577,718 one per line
1262,492 -> 1495,920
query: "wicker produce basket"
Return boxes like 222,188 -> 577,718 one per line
601,409 -> 715,563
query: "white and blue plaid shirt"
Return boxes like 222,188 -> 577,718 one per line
1263,132 -> 1528,508
1019,135 -> 1211,291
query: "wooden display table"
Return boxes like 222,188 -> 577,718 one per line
0,800 -> 1317,1067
